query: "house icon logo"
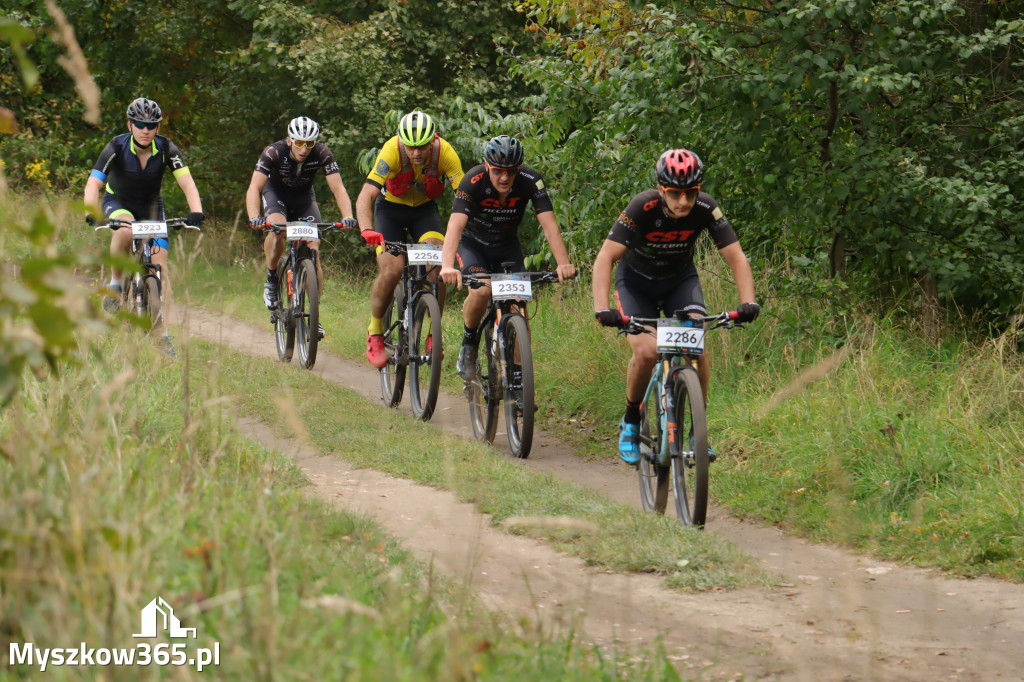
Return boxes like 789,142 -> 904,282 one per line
132,597 -> 196,639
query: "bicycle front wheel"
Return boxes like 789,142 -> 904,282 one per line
274,264 -> 295,362
408,293 -> 442,421
468,321 -> 499,443
379,283 -> 406,407
295,259 -> 320,369
637,375 -> 670,514
503,315 -> 535,458
143,276 -> 163,332
671,366 -> 709,527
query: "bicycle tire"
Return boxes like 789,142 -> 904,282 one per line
671,366 -> 709,527
468,320 -> 499,443
408,293 -> 442,421
295,259 -> 319,369
380,283 -> 406,407
503,314 -> 535,458
274,263 -> 295,362
143,276 -> 162,332
637,374 -> 670,514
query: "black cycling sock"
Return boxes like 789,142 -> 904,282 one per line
267,268 -> 275,282
462,325 -> 480,346
623,399 -> 641,424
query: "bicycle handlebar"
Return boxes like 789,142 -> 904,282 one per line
94,217 -> 201,232
621,310 -> 740,336
462,271 -> 561,290
266,221 -> 353,235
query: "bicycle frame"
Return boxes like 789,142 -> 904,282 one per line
382,241 -> 441,368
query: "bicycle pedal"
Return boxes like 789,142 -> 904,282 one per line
269,312 -> 278,324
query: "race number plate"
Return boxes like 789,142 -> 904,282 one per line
286,222 -> 319,241
131,221 -> 168,238
406,243 -> 442,264
490,274 -> 533,301
656,318 -> 705,355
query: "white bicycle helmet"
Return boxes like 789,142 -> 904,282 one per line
287,116 -> 320,142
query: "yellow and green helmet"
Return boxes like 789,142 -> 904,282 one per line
397,111 -> 436,147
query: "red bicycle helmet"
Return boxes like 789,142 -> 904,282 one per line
655,149 -> 703,188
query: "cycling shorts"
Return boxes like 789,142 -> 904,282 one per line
456,234 -> 525,276
261,185 -> 322,222
102,195 -> 169,251
374,195 -> 444,244
613,263 -> 707,319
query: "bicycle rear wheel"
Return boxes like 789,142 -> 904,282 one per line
503,315 -> 535,458
671,366 -> 709,527
143,276 -> 163,332
295,259 -> 319,369
380,283 -> 406,407
468,321 -> 499,443
274,264 -> 295,362
408,293 -> 442,421
637,375 -> 670,514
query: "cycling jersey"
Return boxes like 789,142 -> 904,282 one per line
89,134 -> 190,215
607,190 -> 738,280
452,164 -> 553,248
254,140 -> 340,201
364,135 -> 464,207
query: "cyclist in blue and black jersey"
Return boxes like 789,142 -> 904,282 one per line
84,97 -> 205,356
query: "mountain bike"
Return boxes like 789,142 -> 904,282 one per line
620,309 -> 743,527
266,221 -> 347,370
95,217 -> 200,330
462,268 -> 561,459
378,240 -> 444,421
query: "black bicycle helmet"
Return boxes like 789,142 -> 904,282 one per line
483,135 -> 524,168
126,97 -> 163,123
655,149 -> 703,188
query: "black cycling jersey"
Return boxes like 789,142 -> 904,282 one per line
254,140 -> 340,199
89,133 -> 189,211
452,164 -> 553,247
607,189 -> 738,280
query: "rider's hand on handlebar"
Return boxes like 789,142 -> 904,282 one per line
249,216 -> 266,230
187,211 -> 205,227
340,218 -> 358,229
736,302 -> 761,323
595,308 -> 623,327
85,214 -> 97,227
556,263 -> 576,283
440,265 -> 462,289
360,229 -> 384,246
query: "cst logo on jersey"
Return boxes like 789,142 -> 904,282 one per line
646,230 -> 696,243
480,197 -> 523,208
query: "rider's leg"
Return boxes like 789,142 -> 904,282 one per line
263,211 -> 287,271
370,250 -> 404,322
107,209 -> 136,283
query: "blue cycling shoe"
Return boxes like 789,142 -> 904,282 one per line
618,419 -> 642,465
689,435 -> 718,462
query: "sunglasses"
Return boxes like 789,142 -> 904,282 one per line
487,165 -> 519,179
659,185 -> 700,201
291,139 -> 315,149
130,120 -> 159,131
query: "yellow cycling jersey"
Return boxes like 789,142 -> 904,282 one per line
365,135 -> 465,207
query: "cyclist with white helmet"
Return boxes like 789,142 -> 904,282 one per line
246,116 -> 357,339
439,134 -> 575,380
84,96 -> 205,357
357,110 -> 465,368
592,149 -> 760,465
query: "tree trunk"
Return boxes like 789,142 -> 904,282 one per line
829,230 -> 846,279
917,271 -> 939,341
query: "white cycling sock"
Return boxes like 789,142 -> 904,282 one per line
109,277 -> 122,288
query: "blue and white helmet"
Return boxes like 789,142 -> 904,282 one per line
287,116 -> 320,142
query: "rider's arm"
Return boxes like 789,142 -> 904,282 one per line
175,172 -> 204,215
592,238 -> 626,312
440,212 -> 468,288
325,173 -> 354,220
537,211 -> 575,282
245,171 -> 268,220
355,183 -> 380,233
83,176 -> 104,216
719,242 -> 756,303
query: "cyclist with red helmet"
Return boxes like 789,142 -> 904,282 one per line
592,149 -> 760,465
357,111 -> 465,368
245,116 -> 357,339
439,134 -> 575,380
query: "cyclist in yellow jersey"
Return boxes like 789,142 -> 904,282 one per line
357,111 -> 465,368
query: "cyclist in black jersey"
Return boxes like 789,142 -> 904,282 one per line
591,149 -> 760,465
84,97 -> 205,357
245,116 -> 356,339
439,135 -> 575,380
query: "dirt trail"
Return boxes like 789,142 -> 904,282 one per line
175,305 -> 1024,681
